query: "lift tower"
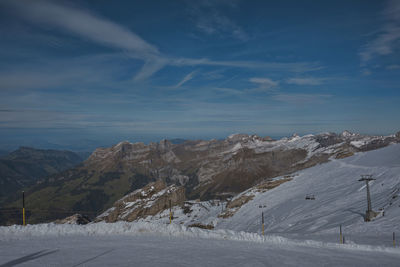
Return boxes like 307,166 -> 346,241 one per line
358,175 -> 376,222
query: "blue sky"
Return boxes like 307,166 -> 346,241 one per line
0,0 -> 399,151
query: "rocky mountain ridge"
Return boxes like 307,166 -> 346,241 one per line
5,131 -> 400,225
85,130 -> 400,198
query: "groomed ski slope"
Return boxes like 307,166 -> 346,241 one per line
1,222 -> 400,266
218,144 -> 400,238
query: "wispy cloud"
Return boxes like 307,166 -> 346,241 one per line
249,77 -> 279,90
359,0 -> 400,65
5,0 -> 165,80
272,94 -> 331,104
176,71 -> 197,87
0,53 -> 127,91
3,0 -> 321,84
133,58 -> 169,81
7,0 -> 159,57
202,69 -> 226,80
171,58 -> 321,72
187,0 -> 248,41
286,77 -> 325,86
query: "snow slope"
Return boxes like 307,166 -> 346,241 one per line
2,234 -> 400,266
1,222 -> 400,266
218,144 -> 400,237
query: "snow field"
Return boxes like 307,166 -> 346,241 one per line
1,221 -> 400,255
218,144 -> 400,237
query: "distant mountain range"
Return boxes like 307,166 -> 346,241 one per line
0,147 -> 85,205
3,130 -> 399,225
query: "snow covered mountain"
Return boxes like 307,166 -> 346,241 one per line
219,143 -> 400,235
6,131 -> 399,225
81,130 -> 400,203
100,143 -> 400,241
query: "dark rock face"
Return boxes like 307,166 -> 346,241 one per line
315,133 -> 342,148
4,131 -> 399,225
358,138 -> 393,152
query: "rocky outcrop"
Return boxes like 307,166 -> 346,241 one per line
97,180 -> 186,223
54,214 -> 91,225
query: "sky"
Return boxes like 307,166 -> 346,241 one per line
0,0 -> 399,151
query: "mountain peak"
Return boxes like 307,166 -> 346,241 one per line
341,130 -> 356,137
291,133 -> 300,139
158,139 -> 172,150
227,133 -> 250,142
115,141 -> 133,147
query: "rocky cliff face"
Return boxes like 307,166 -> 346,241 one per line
8,131 -> 399,224
97,180 -> 185,223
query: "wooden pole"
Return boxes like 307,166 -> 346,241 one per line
340,225 -> 343,244
22,191 -> 26,226
393,232 -> 396,247
262,211 -> 264,236
169,199 -> 172,224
